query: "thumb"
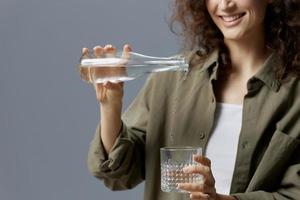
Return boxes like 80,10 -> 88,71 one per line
121,44 -> 132,59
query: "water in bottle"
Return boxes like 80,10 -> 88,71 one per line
78,51 -> 189,84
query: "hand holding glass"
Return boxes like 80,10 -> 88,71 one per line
160,147 -> 203,193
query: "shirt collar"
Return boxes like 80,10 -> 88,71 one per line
191,49 -> 219,73
252,52 -> 282,92
189,49 -> 282,92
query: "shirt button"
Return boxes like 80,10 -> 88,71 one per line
242,141 -> 248,149
211,96 -> 215,103
199,132 -> 205,139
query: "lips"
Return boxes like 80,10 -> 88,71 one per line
219,13 -> 246,22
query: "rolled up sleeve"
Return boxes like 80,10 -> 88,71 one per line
87,121 -> 145,190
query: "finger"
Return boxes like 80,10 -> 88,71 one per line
80,47 -> 89,61
177,182 -> 215,194
103,81 -> 124,90
193,155 -> 211,167
104,44 -> 116,57
183,165 -> 213,186
177,183 -> 204,193
82,47 -> 89,55
183,164 -> 210,175
190,192 -> 210,200
121,44 -> 132,59
93,46 -> 104,58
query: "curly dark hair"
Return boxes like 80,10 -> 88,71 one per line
169,0 -> 300,80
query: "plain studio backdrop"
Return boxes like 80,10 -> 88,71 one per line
0,0 -> 180,199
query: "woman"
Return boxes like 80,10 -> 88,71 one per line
86,0 -> 300,199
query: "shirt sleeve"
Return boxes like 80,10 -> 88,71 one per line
87,75 -> 155,190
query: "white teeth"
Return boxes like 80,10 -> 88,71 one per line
221,14 -> 243,22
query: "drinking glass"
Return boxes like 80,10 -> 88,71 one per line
160,146 -> 203,193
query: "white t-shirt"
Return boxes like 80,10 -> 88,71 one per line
205,103 -> 243,195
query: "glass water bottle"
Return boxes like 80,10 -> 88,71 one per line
78,51 -> 189,84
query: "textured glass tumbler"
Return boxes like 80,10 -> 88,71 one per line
160,147 -> 203,193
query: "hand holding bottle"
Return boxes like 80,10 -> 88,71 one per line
81,44 -> 131,103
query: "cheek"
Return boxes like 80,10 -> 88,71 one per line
205,0 -> 216,15
249,7 -> 267,26
205,0 -> 218,23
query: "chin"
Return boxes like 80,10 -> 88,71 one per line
222,30 -> 246,41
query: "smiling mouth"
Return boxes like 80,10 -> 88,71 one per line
219,13 -> 246,22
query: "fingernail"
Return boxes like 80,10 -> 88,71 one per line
93,46 -> 100,50
82,48 -> 88,54
124,44 -> 132,51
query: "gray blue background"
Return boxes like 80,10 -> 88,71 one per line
0,0 -> 180,199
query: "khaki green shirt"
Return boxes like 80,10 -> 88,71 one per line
88,50 -> 300,200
